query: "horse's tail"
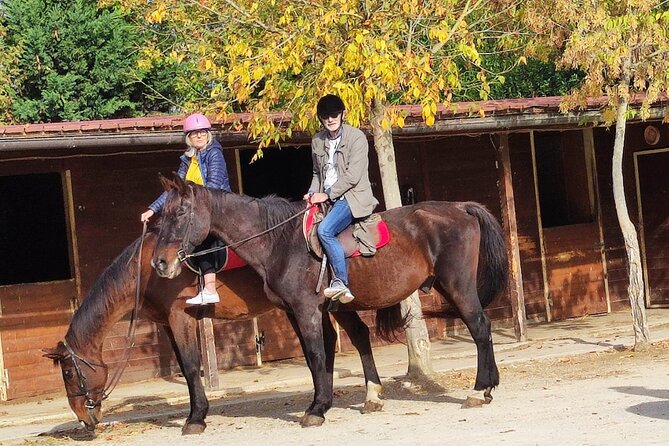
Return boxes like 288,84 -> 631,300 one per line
464,202 -> 508,308
375,303 -> 410,342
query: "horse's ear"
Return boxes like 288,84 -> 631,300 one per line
159,172 -> 175,192
171,172 -> 189,196
42,342 -> 66,364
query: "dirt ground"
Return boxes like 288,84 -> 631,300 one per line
9,340 -> 669,446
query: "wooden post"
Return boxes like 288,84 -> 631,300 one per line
63,170 -> 82,309
253,317 -> 263,366
529,132 -> 552,321
0,299 -> 6,400
234,148 -> 265,367
198,317 -> 220,389
495,133 -> 527,341
585,128 -> 611,312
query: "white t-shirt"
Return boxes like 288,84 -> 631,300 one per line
323,136 -> 341,192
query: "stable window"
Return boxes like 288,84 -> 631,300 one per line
534,130 -> 594,228
0,172 -> 72,285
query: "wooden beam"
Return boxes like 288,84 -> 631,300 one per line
198,317 -> 220,390
585,128 -> 611,312
234,148 -> 265,367
63,170 -> 82,310
418,142 -> 433,201
495,133 -> 527,341
529,132 -> 552,321
0,294 -> 6,400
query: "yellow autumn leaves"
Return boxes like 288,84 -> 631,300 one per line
107,0 -> 515,147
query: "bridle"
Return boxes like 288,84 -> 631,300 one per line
61,339 -> 108,412
60,222 -> 148,423
175,185 -> 309,263
175,186 -> 197,263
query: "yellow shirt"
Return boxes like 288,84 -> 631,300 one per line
185,155 -> 204,186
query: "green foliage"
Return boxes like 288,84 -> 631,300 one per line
107,0 -> 525,147
486,57 -> 584,99
0,0 -> 179,123
0,22 -> 20,123
523,1 -> 669,120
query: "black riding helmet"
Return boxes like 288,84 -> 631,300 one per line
317,94 -> 345,118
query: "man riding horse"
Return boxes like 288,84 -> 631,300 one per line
303,94 -> 379,304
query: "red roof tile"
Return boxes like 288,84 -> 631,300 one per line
0,95 -> 664,138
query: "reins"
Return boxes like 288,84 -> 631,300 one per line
103,220 -> 148,397
62,339 -> 108,410
62,221 -> 148,413
177,186 -> 310,263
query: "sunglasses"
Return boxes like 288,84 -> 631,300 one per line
318,112 -> 342,120
188,130 -> 208,137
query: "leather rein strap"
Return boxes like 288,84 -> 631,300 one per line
63,221 -> 148,411
178,185 -> 310,262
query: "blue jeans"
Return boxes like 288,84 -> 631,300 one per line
317,198 -> 354,285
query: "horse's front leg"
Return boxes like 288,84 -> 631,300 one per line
165,314 -> 209,434
331,311 -> 383,413
285,309 -> 333,427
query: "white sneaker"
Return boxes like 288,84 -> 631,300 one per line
337,288 -> 355,304
186,289 -> 220,305
324,279 -> 355,303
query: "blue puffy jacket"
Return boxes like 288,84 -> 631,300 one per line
149,139 -> 231,213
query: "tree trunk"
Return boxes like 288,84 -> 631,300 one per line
613,68 -> 650,349
370,98 -> 434,378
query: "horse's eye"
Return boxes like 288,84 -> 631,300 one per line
176,207 -> 187,217
63,369 -> 73,380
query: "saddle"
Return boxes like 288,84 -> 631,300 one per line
184,238 -> 247,274
302,205 -> 390,259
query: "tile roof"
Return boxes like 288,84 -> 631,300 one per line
0,95 -> 664,138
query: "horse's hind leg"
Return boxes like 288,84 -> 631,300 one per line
460,304 -> 499,394
437,275 -> 499,397
165,314 -> 209,434
331,311 -> 383,413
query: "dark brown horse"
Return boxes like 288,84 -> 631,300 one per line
43,231 -> 385,435
152,175 -> 508,427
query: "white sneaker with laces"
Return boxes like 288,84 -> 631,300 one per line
186,289 -> 220,305
337,288 -> 355,304
324,279 -> 355,303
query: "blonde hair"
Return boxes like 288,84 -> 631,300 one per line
184,130 -> 213,157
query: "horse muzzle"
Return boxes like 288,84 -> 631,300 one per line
153,256 -> 181,279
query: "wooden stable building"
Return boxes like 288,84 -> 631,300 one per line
0,96 -> 667,400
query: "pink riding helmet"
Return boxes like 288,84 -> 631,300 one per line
183,113 -> 211,134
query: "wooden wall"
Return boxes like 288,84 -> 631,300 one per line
635,149 -> 669,306
3,118 -> 667,400
393,134 -> 514,331
593,122 -> 669,309
0,281 -> 76,399
507,132 -> 549,320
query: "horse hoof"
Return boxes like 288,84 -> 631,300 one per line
461,396 -> 486,409
483,388 -> 493,404
362,400 -> 384,413
300,414 -> 325,427
182,421 -> 207,435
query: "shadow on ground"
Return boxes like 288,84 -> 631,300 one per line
613,386 -> 669,421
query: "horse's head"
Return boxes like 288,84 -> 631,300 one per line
43,341 -> 108,431
152,173 -> 212,278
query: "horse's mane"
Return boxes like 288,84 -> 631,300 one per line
66,235 -> 144,350
257,194 -> 305,241
206,188 -> 305,245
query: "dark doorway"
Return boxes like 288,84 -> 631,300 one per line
0,172 -> 72,285
535,131 -> 594,228
239,145 -> 312,200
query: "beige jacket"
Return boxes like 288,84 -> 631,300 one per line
309,124 -> 378,218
